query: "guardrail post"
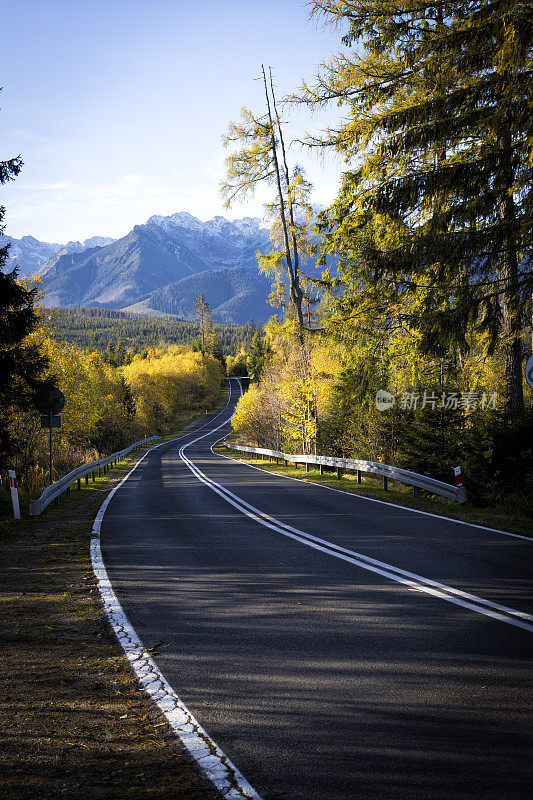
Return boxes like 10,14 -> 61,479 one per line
66,485 -> 71,498
225,442 -> 467,505
92,470 -> 95,482
77,478 -> 81,490
457,485 -> 467,504
85,473 -> 88,485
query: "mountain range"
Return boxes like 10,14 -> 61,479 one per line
4,235 -> 116,277
4,213 -> 279,324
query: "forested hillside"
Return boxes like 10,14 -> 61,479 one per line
48,307 -> 258,354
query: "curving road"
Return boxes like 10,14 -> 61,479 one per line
101,378 -> 532,800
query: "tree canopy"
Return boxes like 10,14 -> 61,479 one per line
293,0 -> 533,412
0,144 -> 54,470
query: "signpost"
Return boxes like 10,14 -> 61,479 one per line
39,388 -> 65,485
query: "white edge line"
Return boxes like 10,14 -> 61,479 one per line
178,410 -> 533,632
215,444 -> 531,543
207,436 -> 533,623
90,389 -> 262,800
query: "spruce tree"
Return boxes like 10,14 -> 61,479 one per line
207,332 -> 226,369
297,0 -> 533,412
0,149 -> 51,469
194,294 -> 212,352
103,340 -> 116,366
114,338 -> 127,366
247,331 -> 272,380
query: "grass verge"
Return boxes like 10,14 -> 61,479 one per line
0,405 -> 228,800
216,444 -> 533,538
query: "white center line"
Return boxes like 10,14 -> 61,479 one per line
179,380 -> 533,633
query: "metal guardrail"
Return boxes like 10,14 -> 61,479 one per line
225,443 -> 467,504
29,436 -> 160,516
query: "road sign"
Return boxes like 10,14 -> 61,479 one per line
525,354 -> 533,390
49,388 -> 65,414
41,414 -> 61,429
37,387 -> 65,415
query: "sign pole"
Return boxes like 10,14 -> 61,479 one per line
38,387 -> 64,486
49,408 -> 53,484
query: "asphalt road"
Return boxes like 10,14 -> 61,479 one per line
101,378 -> 533,800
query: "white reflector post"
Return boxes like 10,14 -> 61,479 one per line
9,470 -> 21,520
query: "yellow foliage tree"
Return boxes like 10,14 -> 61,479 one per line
122,347 -> 223,433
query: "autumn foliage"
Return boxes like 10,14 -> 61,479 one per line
6,329 -> 224,495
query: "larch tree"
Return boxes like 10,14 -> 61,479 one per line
221,66 -> 314,343
294,0 -> 533,413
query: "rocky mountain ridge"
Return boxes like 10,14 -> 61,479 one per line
3,213 -> 276,323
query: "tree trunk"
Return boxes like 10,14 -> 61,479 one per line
498,128 -> 524,414
263,66 -> 305,343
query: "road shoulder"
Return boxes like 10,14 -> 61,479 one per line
1,444 -> 222,800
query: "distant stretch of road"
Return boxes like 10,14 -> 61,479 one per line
101,377 -> 532,800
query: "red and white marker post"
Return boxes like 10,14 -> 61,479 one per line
9,470 -> 21,520
454,466 -> 463,487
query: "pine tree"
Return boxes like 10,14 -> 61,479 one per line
296,0 -> 533,413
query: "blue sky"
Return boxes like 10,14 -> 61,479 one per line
2,0 -> 344,243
